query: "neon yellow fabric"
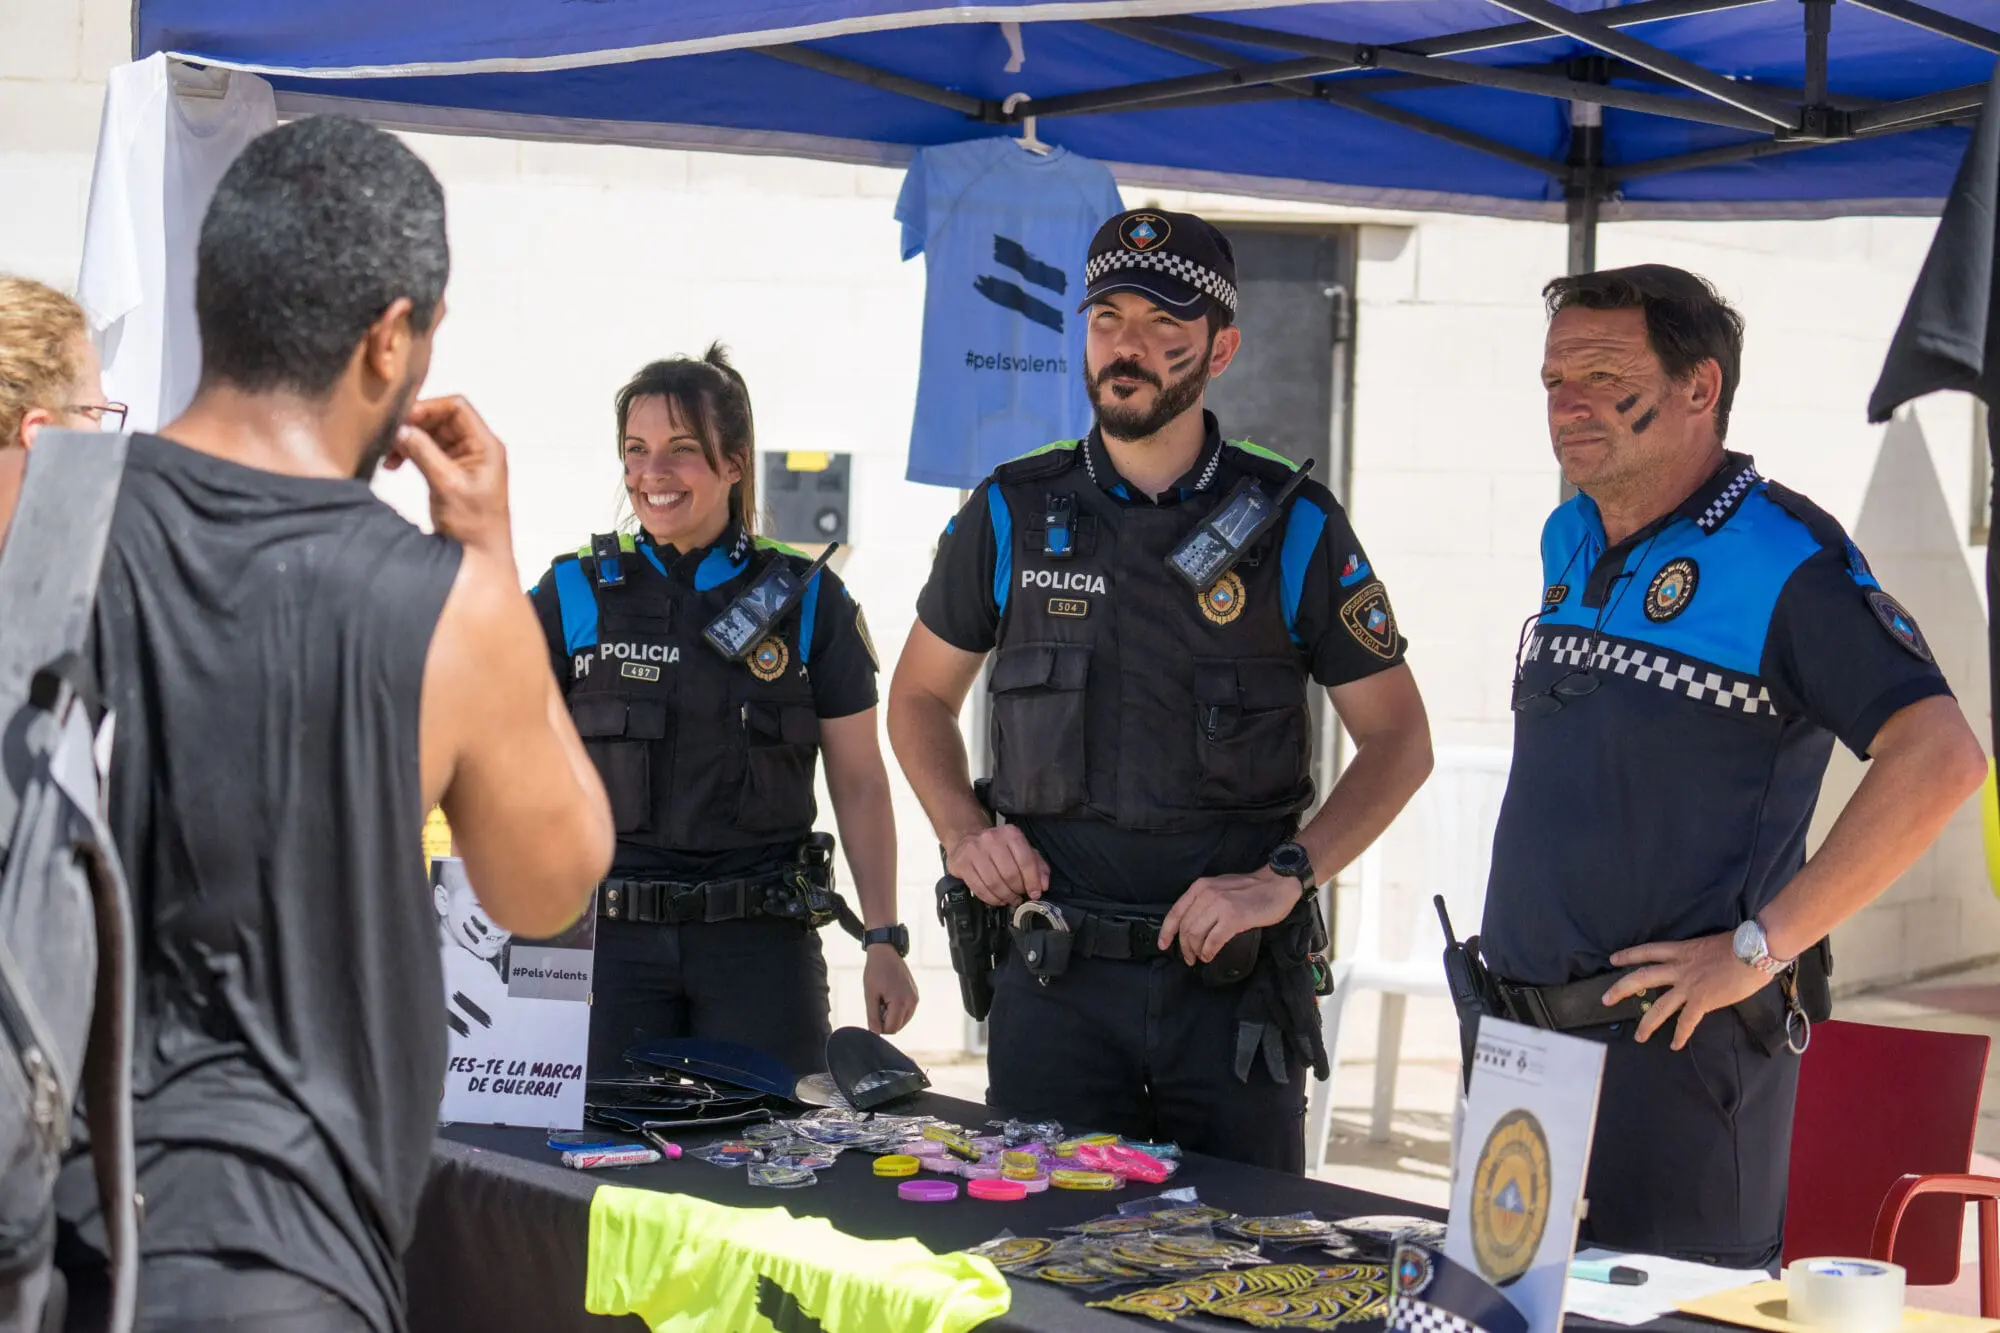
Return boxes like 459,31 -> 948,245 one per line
1226,439 -> 1299,470
753,535 -> 810,560
1982,758 -> 2000,897
1009,438 -> 1082,462
585,1186 -> 1011,1333
574,532 -> 640,559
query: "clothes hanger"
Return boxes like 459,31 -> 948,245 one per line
1000,92 -> 1052,155
168,59 -> 231,100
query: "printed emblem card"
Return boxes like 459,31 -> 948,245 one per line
1446,1017 -> 1607,1333
432,856 -> 595,1130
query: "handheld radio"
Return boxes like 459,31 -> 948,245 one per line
1164,457 -> 1315,594
702,543 -> 839,662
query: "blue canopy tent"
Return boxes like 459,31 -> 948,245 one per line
142,0 -> 1997,270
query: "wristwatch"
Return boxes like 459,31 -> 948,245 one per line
862,924 -> 910,958
1731,918 -> 1792,976
1267,841 -> 1316,893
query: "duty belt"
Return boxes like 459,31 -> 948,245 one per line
1007,899 -> 1261,988
1491,967 -> 1792,1055
600,870 -> 808,927
1490,969 -> 1650,1031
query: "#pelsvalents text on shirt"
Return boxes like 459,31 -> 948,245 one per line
896,138 -> 1125,489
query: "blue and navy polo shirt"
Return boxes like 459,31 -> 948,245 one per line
1481,452 -> 1953,987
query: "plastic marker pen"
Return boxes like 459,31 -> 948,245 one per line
1570,1260 -> 1647,1286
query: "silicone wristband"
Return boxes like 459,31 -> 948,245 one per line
899,1179 -> 959,1202
969,1178 -> 1028,1201
873,1155 -> 920,1177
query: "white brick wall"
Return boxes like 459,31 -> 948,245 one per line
4,0 -> 1992,1039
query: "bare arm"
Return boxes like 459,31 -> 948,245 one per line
1295,664 -> 1434,887
1607,694 -> 1984,1047
401,396 -> 613,938
1161,663 -> 1433,963
886,621 -> 1048,905
1760,696 -> 1985,960
821,709 -> 899,934
821,708 -> 917,1034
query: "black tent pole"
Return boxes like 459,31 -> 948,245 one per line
1559,93 -> 1605,501
1566,95 -> 1603,276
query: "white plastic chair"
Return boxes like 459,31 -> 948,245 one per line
1305,745 -> 1512,1172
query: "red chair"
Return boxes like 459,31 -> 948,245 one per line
1784,1020 -> 1992,1306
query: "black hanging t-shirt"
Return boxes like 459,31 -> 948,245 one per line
54,435 -> 462,1333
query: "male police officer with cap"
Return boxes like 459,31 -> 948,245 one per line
1482,264 -> 1985,1266
889,209 -> 1434,1172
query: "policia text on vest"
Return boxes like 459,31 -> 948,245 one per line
531,525 -> 885,1079
901,421 -> 1427,1175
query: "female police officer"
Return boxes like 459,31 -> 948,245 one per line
531,345 -> 916,1080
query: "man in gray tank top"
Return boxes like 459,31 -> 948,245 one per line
47,117 -> 614,1332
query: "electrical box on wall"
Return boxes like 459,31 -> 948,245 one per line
762,452 -> 850,545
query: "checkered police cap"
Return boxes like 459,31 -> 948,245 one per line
1078,209 -> 1239,322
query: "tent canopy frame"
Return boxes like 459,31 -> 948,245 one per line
730,0 -> 1998,269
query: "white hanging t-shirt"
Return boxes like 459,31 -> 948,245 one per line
78,54 -> 278,433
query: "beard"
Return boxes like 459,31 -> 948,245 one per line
354,370 -> 423,481
1088,344 -> 1212,441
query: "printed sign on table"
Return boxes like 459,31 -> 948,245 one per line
433,855 -> 594,1130
1446,1017 -> 1607,1333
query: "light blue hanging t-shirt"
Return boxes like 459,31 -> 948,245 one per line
896,138 -> 1125,489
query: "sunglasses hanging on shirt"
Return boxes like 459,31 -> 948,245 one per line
1164,457 -> 1315,594
703,543 -> 839,662
1510,533 -> 1657,716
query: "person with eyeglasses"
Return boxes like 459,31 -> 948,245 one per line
1479,265 -> 1985,1268
0,274 -> 126,547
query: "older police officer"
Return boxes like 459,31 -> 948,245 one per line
1482,265 -> 1984,1265
889,210 -> 1433,1171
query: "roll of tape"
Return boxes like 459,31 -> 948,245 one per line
1785,1258 -> 1905,1333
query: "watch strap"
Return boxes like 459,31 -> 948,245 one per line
862,924 -> 909,958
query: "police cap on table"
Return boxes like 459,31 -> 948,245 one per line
1079,208 -> 1240,323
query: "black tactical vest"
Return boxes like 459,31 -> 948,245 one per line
986,441 -> 1314,832
549,530 -> 822,853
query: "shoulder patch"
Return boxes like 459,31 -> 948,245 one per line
1866,590 -> 1934,662
1340,584 -> 1399,660
994,440 -> 1084,484
853,605 -> 879,670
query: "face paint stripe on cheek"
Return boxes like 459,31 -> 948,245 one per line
1631,406 -> 1658,434
1615,394 -> 1639,415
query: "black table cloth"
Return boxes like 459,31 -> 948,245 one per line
401,1092 -> 1705,1333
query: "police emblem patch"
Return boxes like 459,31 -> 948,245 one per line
749,637 -> 790,681
1644,557 -> 1699,622
1542,583 -> 1569,608
1119,212 -> 1172,253
1340,586 -> 1398,659
1866,589 -> 1932,662
1200,572 -> 1247,625
1469,1109 -> 1552,1287
853,606 -> 878,669
1394,1242 -> 1435,1298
